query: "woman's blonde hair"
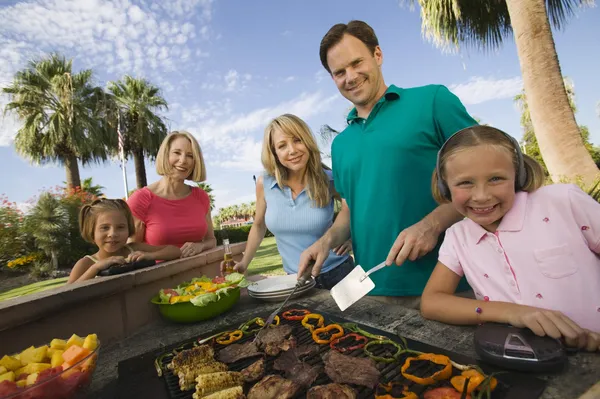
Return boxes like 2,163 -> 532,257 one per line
431,125 -> 545,204
79,199 -> 135,244
156,131 -> 206,182
262,114 -> 331,208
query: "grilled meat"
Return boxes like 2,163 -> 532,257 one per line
194,386 -> 245,399
293,343 -> 320,358
177,361 -> 228,391
168,345 -> 215,371
217,341 -> 262,364
247,375 -> 301,399
323,351 -> 380,388
240,358 -> 265,383
273,347 -> 321,388
257,324 -> 295,356
307,383 -> 356,399
194,371 -> 244,398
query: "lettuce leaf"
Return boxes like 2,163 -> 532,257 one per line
191,292 -> 218,306
158,289 -> 171,304
225,273 -> 250,288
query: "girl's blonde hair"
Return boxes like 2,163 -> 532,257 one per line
432,125 -> 545,204
79,199 -> 136,244
262,114 -> 331,208
156,131 -> 206,182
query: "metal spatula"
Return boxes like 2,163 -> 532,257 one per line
253,261 -> 315,341
330,261 -> 387,311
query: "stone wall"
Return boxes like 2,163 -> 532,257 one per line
0,243 -> 245,355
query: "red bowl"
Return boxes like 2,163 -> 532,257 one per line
0,341 -> 100,399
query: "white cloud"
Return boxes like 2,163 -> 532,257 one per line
449,76 -> 523,105
282,30 -> 292,36
284,76 -> 296,82
215,137 -> 263,171
315,70 -> 328,83
224,70 -> 240,91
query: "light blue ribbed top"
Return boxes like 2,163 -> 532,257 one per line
263,170 -> 349,275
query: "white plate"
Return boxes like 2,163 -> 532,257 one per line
248,286 -> 314,302
247,280 -> 315,297
247,274 -> 314,294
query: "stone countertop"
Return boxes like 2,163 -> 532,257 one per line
88,289 -> 600,399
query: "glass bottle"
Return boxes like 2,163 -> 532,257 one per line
223,238 -> 235,275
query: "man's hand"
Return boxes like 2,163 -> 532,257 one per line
181,242 -> 204,258
385,219 -> 440,266
332,238 -> 352,256
298,238 -> 330,279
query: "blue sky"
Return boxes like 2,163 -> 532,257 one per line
1,0 -> 599,214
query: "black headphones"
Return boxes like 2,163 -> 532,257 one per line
435,126 -> 527,201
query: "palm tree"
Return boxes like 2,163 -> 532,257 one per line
3,54 -> 111,190
107,76 -> 168,188
195,182 -> 215,211
81,177 -> 105,197
412,0 -> 598,185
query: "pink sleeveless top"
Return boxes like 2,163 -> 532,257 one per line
127,187 -> 210,248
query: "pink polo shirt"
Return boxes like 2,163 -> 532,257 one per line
439,184 -> 600,332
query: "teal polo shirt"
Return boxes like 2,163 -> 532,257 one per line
331,84 -> 477,296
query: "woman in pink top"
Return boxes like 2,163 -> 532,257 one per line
127,131 -> 216,258
421,125 -> 600,351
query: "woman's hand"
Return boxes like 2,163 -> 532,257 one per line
583,330 -> 600,352
181,242 -> 204,258
127,251 -> 151,263
506,306 -> 587,349
333,238 -> 352,256
94,256 -> 126,271
220,260 -> 249,275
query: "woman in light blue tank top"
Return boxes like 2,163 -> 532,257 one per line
222,114 -> 354,289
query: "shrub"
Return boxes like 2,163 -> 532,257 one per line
0,195 -> 35,270
214,225 -> 273,245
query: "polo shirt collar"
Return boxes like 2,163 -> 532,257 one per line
346,84 -> 402,123
465,191 -> 528,244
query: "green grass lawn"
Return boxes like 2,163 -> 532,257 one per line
246,236 -> 286,276
0,237 -> 285,302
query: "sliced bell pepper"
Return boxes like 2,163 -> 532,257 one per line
282,309 -> 310,320
375,382 -> 419,399
311,324 -> 344,344
330,333 -> 368,353
239,316 -> 281,334
401,353 -> 453,385
215,330 -> 243,345
301,313 -> 324,332
340,322 -> 389,341
454,369 -> 497,394
364,339 -> 403,363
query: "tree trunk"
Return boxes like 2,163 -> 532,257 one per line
64,154 -> 81,190
133,148 -> 147,188
506,0 -> 599,186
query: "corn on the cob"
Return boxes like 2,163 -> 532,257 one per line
194,371 -> 244,397
177,361 -> 228,391
168,345 -> 215,372
193,386 -> 245,399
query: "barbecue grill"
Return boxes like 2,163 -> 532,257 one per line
116,307 -> 547,398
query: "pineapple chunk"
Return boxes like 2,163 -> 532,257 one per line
0,366 -> 6,375
47,348 -> 57,358
19,346 -> 36,365
0,355 -> 22,371
15,365 -> 28,376
26,372 -> 38,386
28,363 -> 51,373
0,371 -> 15,383
31,346 -> 48,363
66,334 -> 84,349
16,380 -> 27,388
51,350 -> 64,368
82,334 -> 98,351
50,339 -> 67,350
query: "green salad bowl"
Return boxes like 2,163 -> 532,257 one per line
150,287 -> 241,323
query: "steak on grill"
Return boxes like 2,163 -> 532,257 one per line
217,341 -> 262,364
273,346 -> 321,388
240,358 -> 265,383
247,374 -> 301,399
323,351 -> 380,388
256,324 -> 296,356
307,383 -> 357,399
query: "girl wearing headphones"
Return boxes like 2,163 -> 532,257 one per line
420,125 -> 600,351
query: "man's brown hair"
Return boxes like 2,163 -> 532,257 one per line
319,20 -> 379,73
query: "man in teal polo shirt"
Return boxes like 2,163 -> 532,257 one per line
298,20 -> 476,303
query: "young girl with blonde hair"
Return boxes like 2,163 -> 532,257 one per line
68,199 -> 181,283
421,125 -> 600,351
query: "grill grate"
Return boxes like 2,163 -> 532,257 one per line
156,307 -> 514,399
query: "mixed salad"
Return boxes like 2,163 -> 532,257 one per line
156,273 -> 250,307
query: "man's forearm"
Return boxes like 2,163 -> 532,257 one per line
323,208 -> 351,250
423,203 -> 463,235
